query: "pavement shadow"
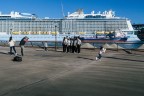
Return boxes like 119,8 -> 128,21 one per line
104,56 -> 144,62
77,56 -> 94,61
0,51 -> 10,55
122,49 -> 132,54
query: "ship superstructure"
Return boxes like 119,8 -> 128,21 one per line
0,9 -> 139,42
66,9 -> 117,19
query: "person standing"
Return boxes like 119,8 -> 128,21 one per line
96,46 -> 106,61
72,37 -> 77,53
77,37 -> 82,53
8,36 -> 17,55
69,38 -> 73,53
74,37 -> 78,53
62,37 -> 67,52
19,36 -> 29,56
66,38 -> 70,53
44,41 -> 48,51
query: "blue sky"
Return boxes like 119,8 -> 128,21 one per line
0,0 -> 143,24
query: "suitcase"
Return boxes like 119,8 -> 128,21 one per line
13,56 -> 22,62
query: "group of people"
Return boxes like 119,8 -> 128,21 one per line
62,36 -> 106,61
62,36 -> 82,53
8,35 -> 106,61
8,36 -> 29,56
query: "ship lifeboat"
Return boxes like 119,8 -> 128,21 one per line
43,32 -> 48,34
47,32 -> 50,34
23,32 -> 29,34
79,32 -> 86,35
34,32 -> 38,34
21,32 -> 25,34
96,31 -> 104,34
21,32 -> 26,34
12,32 -> 19,35
40,32 -> 44,34
32,32 -> 39,34
25,32 -> 29,34
40,32 -> 47,35
31,32 -> 36,34
31,32 -> 34,34
37,32 -> 40,34
105,31 -> 110,34
46,32 -> 49,34
51,32 -> 59,35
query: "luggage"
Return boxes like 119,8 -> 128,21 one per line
13,56 -> 22,62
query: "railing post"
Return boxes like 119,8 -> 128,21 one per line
55,25 -> 57,51
117,42 -> 118,51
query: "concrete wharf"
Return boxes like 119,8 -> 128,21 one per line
0,46 -> 144,96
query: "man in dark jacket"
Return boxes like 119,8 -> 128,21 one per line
19,36 -> 29,56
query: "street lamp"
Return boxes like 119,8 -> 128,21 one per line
55,25 -> 57,51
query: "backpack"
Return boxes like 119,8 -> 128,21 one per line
13,56 -> 22,62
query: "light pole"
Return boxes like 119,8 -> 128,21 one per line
55,25 -> 57,51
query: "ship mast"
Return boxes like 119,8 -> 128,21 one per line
61,1 -> 65,17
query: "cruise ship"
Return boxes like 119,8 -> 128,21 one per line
0,9 -> 140,42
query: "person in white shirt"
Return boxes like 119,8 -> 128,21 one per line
44,41 -> 48,51
62,37 -> 67,52
77,37 -> 82,53
66,38 -> 71,53
8,36 -> 17,55
96,46 -> 106,61
72,37 -> 77,53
